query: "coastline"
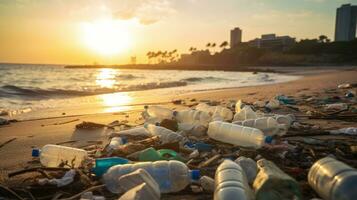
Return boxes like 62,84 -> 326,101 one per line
0,68 -> 356,171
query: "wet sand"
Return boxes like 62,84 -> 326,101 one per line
0,68 -> 356,171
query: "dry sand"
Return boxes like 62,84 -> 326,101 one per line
0,68 -> 356,171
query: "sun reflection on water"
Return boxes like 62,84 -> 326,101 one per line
99,92 -> 133,113
96,68 -> 118,88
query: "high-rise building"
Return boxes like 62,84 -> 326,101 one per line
247,34 -> 296,51
335,4 -> 357,41
230,27 -> 242,48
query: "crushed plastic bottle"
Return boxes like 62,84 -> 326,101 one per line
233,106 -> 258,121
145,124 -> 188,145
196,103 -> 233,121
32,144 -> 88,168
330,127 -> 357,135
107,137 -> 127,153
174,109 -> 211,127
118,169 -> 160,199
207,121 -> 267,149
200,176 -> 215,193
103,160 -> 200,194
111,126 -> 150,137
178,123 -> 207,137
38,169 -> 76,187
92,157 -> 129,177
253,159 -> 302,200
118,182 -> 160,200
265,99 -> 280,109
143,105 -> 173,121
214,159 -> 253,200
308,157 -> 357,200
234,156 -> 257,184
233,117 -> 287,136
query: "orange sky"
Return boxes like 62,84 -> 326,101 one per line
0,0 -> 354,65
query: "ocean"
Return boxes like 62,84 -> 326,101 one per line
0,63 -> 300,120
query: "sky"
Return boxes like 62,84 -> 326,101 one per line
0,0 -> 356,65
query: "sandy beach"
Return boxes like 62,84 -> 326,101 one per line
1,67 -> 356,172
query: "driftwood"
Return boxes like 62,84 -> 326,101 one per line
0,137 -> 17,148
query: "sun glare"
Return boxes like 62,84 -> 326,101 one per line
81,19 -> 131,55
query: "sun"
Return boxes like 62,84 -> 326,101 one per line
80,19 -> 131,56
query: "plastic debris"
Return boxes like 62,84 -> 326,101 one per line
330,127 -> 357,135
338,83 -> 352,89
199,176 -> 215,193
235,156 -> 257,184
80,192 -> 105,200
38,169 -> 76,187
118,182 -> 160,200
324,103 -> 348,111
276,95 -> 296,105
92,157 -> 129,177
233,105 -> 258,121
265,99 -> 280,109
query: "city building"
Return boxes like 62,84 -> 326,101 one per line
248,34 -> 296,51
335,4 -> 357,41
230,27 -> 242,48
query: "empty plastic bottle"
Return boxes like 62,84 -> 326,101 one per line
138,147 -> 184,162
253,159 -> 301,200
308,157 -> 357,200
92,157 -> 129,177
196,103 -> 233,121
145,124 -> 188,145
107,137 -> 127,153
143,105 -> 173,120
103,160 -> 200,194
178,123 -> 207,137
234,156 -> 257,184
233,117 -> 287,136
32,144 -> 88,168
110,126 -> 150,137
214,159 -> 253,200
235,100 -> 244,113
174,109 -> 211,127
273,114 -> 295,128
233,106 -> 258,121
207,121 -> 267,149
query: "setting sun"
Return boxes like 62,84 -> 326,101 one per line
80,19 -> 131,56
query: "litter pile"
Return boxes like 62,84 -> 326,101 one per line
1,83 -> 357,200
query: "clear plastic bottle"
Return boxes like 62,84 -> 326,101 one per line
107,137 -> 127,153
144,105 -> 173,120
207,121 -> 266,149
33,144 -> 88,168
145,124 -> 188,145
233,117 -> 287,136
103,160 -> 200,194
214,159 -> 253,200
273,114 -> 295,128
308,157 -> 357,200
233,106 -> 258,121
110,126 -> 150,137
234,156 -> 257,184
174,109 -> 211,127
196,103 -> 233,121
178,123 -> 207,137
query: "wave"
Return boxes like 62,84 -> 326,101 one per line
0,81 -> 188,100
180,76 -> 229,82
116,74 -> 141,80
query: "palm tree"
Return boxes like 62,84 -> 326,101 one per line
219,41 -> 229,50
206,43 -> 211,48
318,35 -> 328,43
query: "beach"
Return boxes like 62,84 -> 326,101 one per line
1,67 -> 356,171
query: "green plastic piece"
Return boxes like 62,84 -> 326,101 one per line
138,147 -> 185,162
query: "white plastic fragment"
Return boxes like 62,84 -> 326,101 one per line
118,183 -> 160,200
38,169 -> 76,187
199,176 -> 215,193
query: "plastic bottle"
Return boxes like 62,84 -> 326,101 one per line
253,159 -> 301,200
207,121 -> 267,149
274,114 -> 295,128
103,160 -> 200,194
196,103 -> 233,121
144,105 -> 173,120
174,109 -> 211,127
308,157 -> 357,200
214,159 -> 253,200
265,99 -> 280,109
233,106 -> 258,121
138,147 -> 184,162
118,182 -> 160,200
234,156 -> 257,184
110,126 -> 150,137
330,127 -> 357,135
145,124 -> 187,145
92,157 -> 129,177
32,144 -> 88,168
107,137 -> 127,153
178,123 -> 207,137
233,117 -> 287,136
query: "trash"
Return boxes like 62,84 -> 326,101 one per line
0,117 -> 9,125
106,137 -> 127,153
92,157 -> 130,177
118,182 -> 160,200
338,83 -> 352,89
75,121 -> 106,130
189,149 -> 200,159
32,144 -> 88,168
196,103 -> 233,121
198,154 -> 221,168
103,160 -> 200,193
276,95 -> 296,105
145,124 -> 188,146
235,156 -> 257,184
174,109 -> 211,127
199,176 -> 215,193
214,160 -> 254,200
143,105 -> 173,121
111,126 -> 150,137
233,105 -> 258,121
38,169 -> 76,187
254,100 -> 266,108
330,127 -> 357,135
253,159 -> 302,200
118,169 -> 160,199
324,103 -> 348,111
265,99 -> 280,109
178,123 -> 207,137
137,147 -> 185,162
208,121 -> 267,149
235,99 -> 244,113
308,157 -> 357,200
233,117 -> 287,136
345,91 -> 355,98
274,114 -> 295,128
80,192 -> 105,200
159,119 -> 178,131
194,142 -> 214,152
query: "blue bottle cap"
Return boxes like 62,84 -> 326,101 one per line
32,148 -> 40,157
191,170 -> 200,180
265,136 -> 273,144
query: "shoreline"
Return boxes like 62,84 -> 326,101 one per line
0,68 -> 356,171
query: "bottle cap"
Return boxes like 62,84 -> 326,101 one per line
191,170 -> 200,180
265,136 -> 273,144
121,137 -> 128,144
32,148 -> 40,157
172,111 -> 178,116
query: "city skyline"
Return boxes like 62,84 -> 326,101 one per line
0,0 -> 356,65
